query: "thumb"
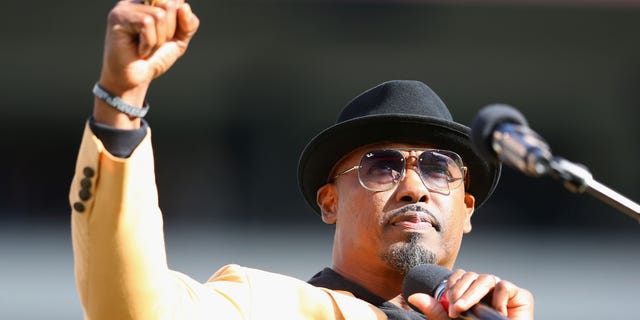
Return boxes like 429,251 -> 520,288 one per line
407,293 -> 449,320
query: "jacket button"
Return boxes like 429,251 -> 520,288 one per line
79,189 -> 92,201
73,202 -> 86,213
80,178 -> 92,189
83,167 -> 95,178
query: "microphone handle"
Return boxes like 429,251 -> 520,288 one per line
464,303 -> 509,320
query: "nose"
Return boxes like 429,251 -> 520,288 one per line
394,156 -> 431,203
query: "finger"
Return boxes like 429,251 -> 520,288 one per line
134,13 -> 159,58
110,2 -> 169,57
175,2 -> 200,43
494,280 -> 535,319
151,0 -> 179,42
446,271 -> 477,317
446,270 -> 476,302
450,274 -> 498,316
444,268 -> 466,290
407,293 -> 449,320
492,280 -> 516,316
143,2 -> 195,75
128,2 -> 172,55
108,8 -> 158,58
151,8 -> 167,51
448,272 -> 497,317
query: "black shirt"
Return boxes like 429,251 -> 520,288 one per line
308,268 -> 427,320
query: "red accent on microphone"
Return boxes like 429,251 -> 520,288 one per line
439,292 -> 450,311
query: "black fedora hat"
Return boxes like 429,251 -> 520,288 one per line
297,80 -> 501,215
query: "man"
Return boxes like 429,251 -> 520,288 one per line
70,0 -> 534,319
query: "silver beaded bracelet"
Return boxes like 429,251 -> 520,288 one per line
92,83 -> 150,118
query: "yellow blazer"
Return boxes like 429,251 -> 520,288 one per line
69,123 -> 388,320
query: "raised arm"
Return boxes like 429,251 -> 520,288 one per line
70,1 -> 200,319
72,2 -> 398,319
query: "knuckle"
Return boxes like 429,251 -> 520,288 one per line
498,279 -> 513,288
525,289 -> 534,300
141,15 -> 155,27
451,268 -> 466,276
462,271 -> 479,280
152,8 -> 166,19
107,9 -> 122,24
478,274 -> 495,282
132,18 -> 154,35
165,1 -> 176,10
192,15 -> 201,27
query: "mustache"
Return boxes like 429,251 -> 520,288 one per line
386,204 -> 441,231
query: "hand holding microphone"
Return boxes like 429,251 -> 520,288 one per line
402,264 -> 534,320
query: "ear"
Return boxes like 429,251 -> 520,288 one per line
462,193 -> 475,233
317,183 -> 338,224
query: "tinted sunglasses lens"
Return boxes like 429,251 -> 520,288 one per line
418,151 -> 464,191
358,150 -> 405,191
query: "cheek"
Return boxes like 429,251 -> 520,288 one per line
336,183 -> 390,229
436,193 -> 469,237
333,188 -> 391,255
339,190 -> 382,221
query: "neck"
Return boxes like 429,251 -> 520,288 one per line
330,263 -> 416,311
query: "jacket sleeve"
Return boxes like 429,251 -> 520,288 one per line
69,122 -> 218,319
69,122 -> 387,320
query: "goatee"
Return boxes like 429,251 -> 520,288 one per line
381,233 -> 436,273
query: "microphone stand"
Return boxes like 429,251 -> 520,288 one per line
545,156 -> 640,223
478,105 -> 639,223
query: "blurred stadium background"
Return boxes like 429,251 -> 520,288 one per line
1,0 -> 638,318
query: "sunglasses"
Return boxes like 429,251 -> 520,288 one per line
332,148 -> 467,194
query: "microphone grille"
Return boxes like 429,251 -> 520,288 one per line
402,264 -> 452,299
470,103 -> 528,162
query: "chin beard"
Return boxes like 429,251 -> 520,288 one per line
381,233 -> 436,273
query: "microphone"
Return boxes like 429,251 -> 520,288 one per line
402,264 -> 508,320
470,104 -> 552,177
470,104 -> 640,221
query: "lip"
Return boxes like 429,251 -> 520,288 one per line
388,210 -> 441,232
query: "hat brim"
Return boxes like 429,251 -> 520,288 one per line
297,113 -> 501,214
